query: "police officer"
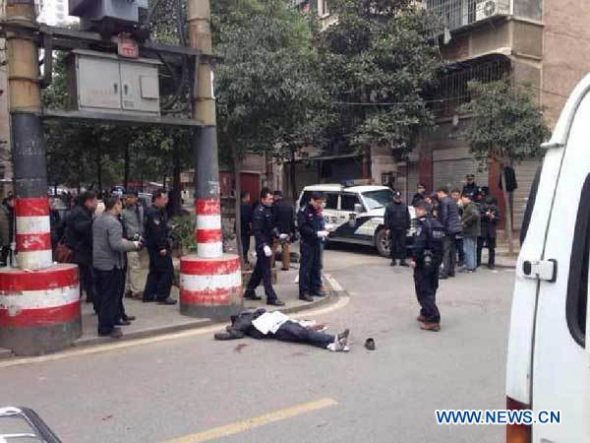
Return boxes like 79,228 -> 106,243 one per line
244,188 -> 285,306
411,200 -> 445,332
298,192 -> 328,302
384,191 -> 411,267
143,189 -> 177,305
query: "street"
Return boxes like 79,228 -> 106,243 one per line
0,247 -> 514,443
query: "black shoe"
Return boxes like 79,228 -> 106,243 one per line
390,260 -> 397,267
448,273 -> 455,278
311,290 -> 327,297
158,297 -> 178,306
399,261 -> 410,267
123,315 -> 136,322
281,268 -> 289,271
299,294 -> 314,302
244,293 -> 263,301
267,299 -> 286,306
99,328 -> 123,339
142,298 -> 156,303
439,274 -> 448,280
115,320 -> 132,326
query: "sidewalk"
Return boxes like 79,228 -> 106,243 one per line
0,264 -> 337,359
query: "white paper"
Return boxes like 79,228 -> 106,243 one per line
252,311 -> 290,335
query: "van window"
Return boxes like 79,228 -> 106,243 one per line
520,165 -> 542,245
341,194 -> 361,211
566,174 -> 590,347
325,193 -> 339,210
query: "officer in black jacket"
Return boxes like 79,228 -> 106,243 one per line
411,201 -> 445,332
244,188 -> 285,306
298,192 -> 328,302
65,191 -> 98,311
384,191 -> 411,267
143,190 -> 176,305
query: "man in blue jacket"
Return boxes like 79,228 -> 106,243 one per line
436,187 -> 463,279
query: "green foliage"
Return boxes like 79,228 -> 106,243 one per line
212,0 -> 327,163
170,214 -> 197,253
461,79 -> 551,164
316,0 -> 442,153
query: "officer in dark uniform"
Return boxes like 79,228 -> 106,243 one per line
143,189 -> 177,305
244,188 -> 285,306
298,192 -> 328,302
411,200 -> 445,332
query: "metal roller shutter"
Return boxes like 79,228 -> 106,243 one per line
512,159 -> 542,229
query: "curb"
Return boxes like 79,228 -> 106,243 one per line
0,273 -> 343,361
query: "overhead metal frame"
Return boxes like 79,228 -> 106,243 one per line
0,21 -> 208,127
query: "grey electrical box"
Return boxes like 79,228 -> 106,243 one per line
67,50 -> 161,116
69,0 -> 147,23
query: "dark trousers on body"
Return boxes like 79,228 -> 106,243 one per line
477,236 -> 497,267
414,265 -> 441,324
441,235 -> 457,277
299,241 -> 322,296
79,263 -> 98,313
272,321 -> 334,349
390,229 -> 407,261
241,232 -> 250,263
95,268 -> 126,335
143,249 -> 174,302
245,247 -> 277,302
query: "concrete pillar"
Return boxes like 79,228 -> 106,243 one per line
179,0 -> 242,319
0,0 -> 81,356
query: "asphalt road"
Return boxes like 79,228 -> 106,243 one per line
0,246 -> 515,443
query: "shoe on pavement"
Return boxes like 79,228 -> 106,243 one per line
115,320 -> 132,326
158,297 -> 178,306
244,292 -> 263,301
420,322 -> 441,332
311,290 -> 327,297
267,299 -> 286,307
281,268 -> 289,271
328,329 -> 351,352
390,260 -> 397,267
299,294 -> 314,303
123,315 -> 136,322
142,297 -> 156,303
399,261 -> 410,267
99,328 -> 123,339
439,274 -> 448,280
364,337 -> 376,351
417,315 -> 427,323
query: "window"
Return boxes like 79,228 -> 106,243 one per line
520,166 -> 542,245
341,194 -> 361,212
363,189 -> 394,211
566,174 -> 590,347
319,0 -> 330,16
325,193 -> 338,210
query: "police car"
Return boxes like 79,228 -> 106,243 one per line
296,182 -> 416,257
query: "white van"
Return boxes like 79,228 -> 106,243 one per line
506,75 -> 590,442
296,183 -> 416,257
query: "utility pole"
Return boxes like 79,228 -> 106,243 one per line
0,0 -> 81,356
179,0 -> 243,319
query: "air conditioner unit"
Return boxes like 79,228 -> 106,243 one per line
476,0 -> 497,21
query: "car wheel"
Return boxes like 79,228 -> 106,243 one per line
375,228 -> 391,258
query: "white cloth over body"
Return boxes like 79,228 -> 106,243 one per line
251,311 -> 290,335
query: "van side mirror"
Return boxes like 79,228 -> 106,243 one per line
354,203 -> 363,214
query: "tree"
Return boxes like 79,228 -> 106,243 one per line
212,0 -> 326,260
316,0 -> 442,157
461,79 -> 551,253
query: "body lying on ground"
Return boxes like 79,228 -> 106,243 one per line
214,309 -> 350,352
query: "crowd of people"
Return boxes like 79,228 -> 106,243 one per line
240,188 -> 328,306
38,189 -> 177,339
385,174 -> 502,332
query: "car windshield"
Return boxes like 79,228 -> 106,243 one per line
362,190 -> 394,210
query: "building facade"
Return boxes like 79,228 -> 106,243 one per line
35,0 -> 73,26
290,0 -> 590,230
